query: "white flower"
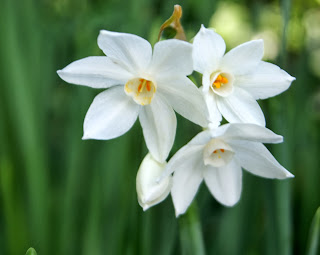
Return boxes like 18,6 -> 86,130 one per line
136,153 -> 172,211
162,123 -> 294,217
58,30 -> 207,162
192,25 -> 295,127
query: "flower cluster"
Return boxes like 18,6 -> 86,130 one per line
58,22 -> 295,216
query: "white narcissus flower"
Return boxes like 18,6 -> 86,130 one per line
161,123 -> 294,217
58,30 -> 207,163
193,25 -> 295,127
136,153 -> 172,211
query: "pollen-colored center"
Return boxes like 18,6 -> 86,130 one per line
213,149 -> 225,158
209,72 -> 234,97
125,78 -> 156,105
203,139 -> 234,167
212,75 -> 228,89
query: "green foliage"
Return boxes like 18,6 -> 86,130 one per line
178,202 -> 205,255
306,207 -> 320,255
0,0 -> 319,254
25,248 -> 37,255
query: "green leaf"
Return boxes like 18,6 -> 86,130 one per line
306,207 -> 320,255
178,202 -> 206,255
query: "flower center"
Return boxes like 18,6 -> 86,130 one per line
210,72 -> 234,97
125,78 -> 156,105
212,75 -> 228,89
213,148 -> 225,157
203,139 -> 234,167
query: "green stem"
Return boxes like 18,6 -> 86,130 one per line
25,248 -> 38,255
178,202 -> 206,255
306,207 -> 320,255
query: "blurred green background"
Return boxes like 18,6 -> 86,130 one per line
0,0 -> 319,254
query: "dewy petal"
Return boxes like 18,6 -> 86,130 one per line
157,77 -> 208,127
220,40 -> 264,75
230,140 -> 294,179
98,30 -> 152,74
139,95 -> 177,163
216,87 -> 266,126
57,57 -> 133,88
203,90 -> 222,128
192,25 -> 226,74
204,159 -> 242,206
149,39 -> 193,79
217,123 -> 283,144
235,61 -> 295,100
169,145 -> 205,216
83,86 -> 140,140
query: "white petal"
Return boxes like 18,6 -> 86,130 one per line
136,153 -> 172,211
157,77 -> 208,127
164,144 -> 205,177
83,86 -> 140,140
192,25 -> 226,74
149,39 -> 193,78
202,72 -> 211,92
188,131 -> 212,146
216,87 -> 266,126
98,30 -> 152,74
204,160 -> 242,206
235,61 -> 295,100
217,123 -> 283,144
139,95 -> 177,163
230,140 -> 294,179
158,132 -> 209,182
220,40 -> 264,75
203,90 -> 222,128
169,145 -> 205,216
57,57 -> 133,88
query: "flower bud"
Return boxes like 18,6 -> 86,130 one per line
136,153 -> 172,211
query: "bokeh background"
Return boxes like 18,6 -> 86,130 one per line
0,0 -> 319,254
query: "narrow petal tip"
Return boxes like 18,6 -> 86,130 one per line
142,204 -> 150,211
199,24 -> 216,34
289,75 -> 296,82
56,70 -> 64,79
275,135 -> 284,143
82,134 -> 90,140
251,39 -> 264,49
254,39 -> 264,55
285,171 -> 294,178
56,69 -> 70,83
175,209 -> 182,218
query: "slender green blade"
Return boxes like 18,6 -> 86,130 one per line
179,202 -> 206,255
306,207 -> 320,255
25,248 -> 37,255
